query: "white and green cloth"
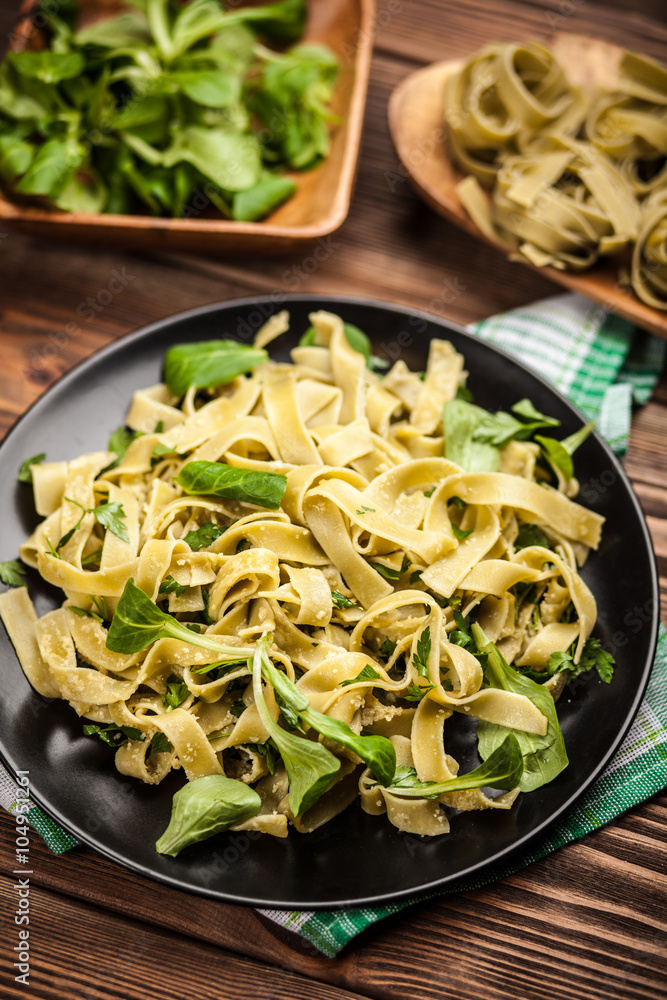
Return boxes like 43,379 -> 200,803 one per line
1,293 -> 666,957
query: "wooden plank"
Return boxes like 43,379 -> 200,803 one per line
371,0 -> 667,66
0,874 -> 371,1000
1,801 -> 666,1000
0,810 -> 338,977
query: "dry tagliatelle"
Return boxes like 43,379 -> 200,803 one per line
446,42 -> 667,307
0,311 -> 615,856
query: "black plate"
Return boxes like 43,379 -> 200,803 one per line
0,296 -> 659,909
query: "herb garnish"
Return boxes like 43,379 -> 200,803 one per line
298,322 -> 388,372
370,554 -> 410,580
251,636 -> 396,815
331,589 -> 358,609
374,735 -> 523,797
379,637 -> 397,658
0,560 -> 27,587
58,497 -> 129,549
536,422 -> 595,480
514,524 -> 550,551
1,0 -> 338,224
106,578 -> 254,660
150,732 -> 172,755
17,453 -> 45,483
159,576 -> 187,597
243,741 -> 278,775
108,427 -> 142,465
443,397 -> 594,480
340,664 -> 381,687
473,624 -> 568,792
183,522 -> 227,551
162,673 -> 190,711
407,626 -> 435,699
83,722 -> 143,747
155,774 -> 261,857
545,637 -> 615,684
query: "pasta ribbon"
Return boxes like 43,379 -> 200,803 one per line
0,311 -> 610,842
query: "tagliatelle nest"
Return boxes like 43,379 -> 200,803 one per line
446,42 -> 667,308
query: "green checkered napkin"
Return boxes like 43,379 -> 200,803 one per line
2,293 -> 666,956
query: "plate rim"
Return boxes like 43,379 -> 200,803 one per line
0,293 -> 659,909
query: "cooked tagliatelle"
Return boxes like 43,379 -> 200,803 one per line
0,310 -> 615,854
447,42 -> 667,307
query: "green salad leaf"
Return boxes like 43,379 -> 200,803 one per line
251,638 -> 340,816
536,421 -> 595,480
0,0 -> 335,220
299,321 -> 387,372
443,399 -> 501,472
176,461 -> 286,510
377,734 -> 523,797
164,340 -> 267,397
257,641 -> 396,787
155,773 -> 261,856
472,624 -> 568,792
106,577 -> 253,659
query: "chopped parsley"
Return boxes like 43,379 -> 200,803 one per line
0,560 -> 27,587
183,522 -> 227,551
370,554 -> 410,580
58,497 -> 129,549
159,576 -> 187,597
83,723 -> 143,747
332,589 -> 358,609
162,674 -> 190,711
150,732 -> 172,755
340,664 -> 381,687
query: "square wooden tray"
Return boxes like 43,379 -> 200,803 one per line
1,0 -> 375,255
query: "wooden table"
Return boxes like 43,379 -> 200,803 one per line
1,1 -> 666,997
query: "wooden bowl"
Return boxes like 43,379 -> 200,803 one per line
1,0 -> 375,256
388,34 -> 667,339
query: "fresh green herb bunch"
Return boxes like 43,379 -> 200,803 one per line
0,0 -> 338,219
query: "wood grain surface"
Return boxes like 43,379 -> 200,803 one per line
0,1 -> 666,999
